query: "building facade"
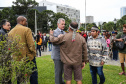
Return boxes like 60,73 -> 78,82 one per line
86,16 -> 94,23
39,1 -> 80,24
0,1 -> 80,24
121,7 -> 126,18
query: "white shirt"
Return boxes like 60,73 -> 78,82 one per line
44,36 -> 46,41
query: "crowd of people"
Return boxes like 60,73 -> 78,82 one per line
49,18 -> 126,84
79,29 -> 121,61
0,16 -> 126,84
33,31 -> 52,57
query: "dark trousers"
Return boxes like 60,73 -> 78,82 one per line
37,45 -> 41,56
17,57 -> 38,84
43,43 -> 47,52
90,65 -> 105,84
30,57 -> 38,84
112,49 -> 118,60
53,59 -> 65,84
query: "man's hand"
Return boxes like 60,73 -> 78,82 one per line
120,39 -> 124,42
58,34 -> 64,38
81,62 -> 85,69
50,30 -> 54,35
115,38 -> 123,42
100,61 -> 104,65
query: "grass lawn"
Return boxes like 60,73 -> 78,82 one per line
36,55 -> 126,84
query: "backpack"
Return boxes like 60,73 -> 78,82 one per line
115,34 -> 126,50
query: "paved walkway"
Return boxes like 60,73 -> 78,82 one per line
40,51 -> 121,66
105,59 -> 120,66
38,47 -> 121,66
41,51 -> 51,56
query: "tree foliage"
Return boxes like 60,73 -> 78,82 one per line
12,0 -> 38,15
101,15 -> 126,32
27,9 -> 39,32
0,8 -> 17,28
80,23 -> 96,31
52,12 -> 71,31
79,27 -> 84,31
86,23 -> 95,31
121,15 -> 126,20
37,10 -> 55,33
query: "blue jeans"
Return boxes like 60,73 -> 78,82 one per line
90,65 -> 105,84
112,49 -> 118,60
48,43 -> 52,51
37,45 -> 41,56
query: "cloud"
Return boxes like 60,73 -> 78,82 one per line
0,0 -> 15,7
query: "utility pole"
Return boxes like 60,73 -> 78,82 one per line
35,10 -> 37,35
85,0 -> 86,32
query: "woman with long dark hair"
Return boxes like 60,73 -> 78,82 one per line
36,33 -> 42,57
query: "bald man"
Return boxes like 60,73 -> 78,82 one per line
8,16 -> 38,84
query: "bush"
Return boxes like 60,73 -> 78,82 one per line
0,35 -> 36,84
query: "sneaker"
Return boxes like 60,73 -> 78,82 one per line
119,72 -> 125,75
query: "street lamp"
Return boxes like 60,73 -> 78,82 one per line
85,0 -> 86,32
113,18 -> 117,30
35,10 -> 37,35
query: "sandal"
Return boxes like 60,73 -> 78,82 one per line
119,72 -> 125,75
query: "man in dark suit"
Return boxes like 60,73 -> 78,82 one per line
51,18 -> 65,84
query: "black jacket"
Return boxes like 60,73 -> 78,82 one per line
42,36 -> 48,44
0,28 -> 8,41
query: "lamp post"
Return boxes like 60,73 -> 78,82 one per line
85,0 -> 86,32
113,18 -> 117,31
35,10 -> 37,35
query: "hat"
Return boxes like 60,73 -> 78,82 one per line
91,26 -> 99,31
112,31 -> 115,34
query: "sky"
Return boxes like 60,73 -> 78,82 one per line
0,0 -> 126,23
